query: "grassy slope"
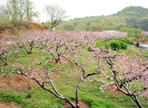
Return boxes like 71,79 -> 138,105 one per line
0,45 -> 148,108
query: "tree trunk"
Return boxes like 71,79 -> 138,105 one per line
0,56 -> 8,66
55,58 -> 60,64
131,95 -> 143,108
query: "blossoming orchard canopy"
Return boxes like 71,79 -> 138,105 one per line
102,30 -> 120,33
97,30 -> 127,41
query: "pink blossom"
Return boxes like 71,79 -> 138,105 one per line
106,76 -> 109,78
15,50 -> 18,53
99,57 -> 102,62
27,68 -> 31,71
113,65 -> 116,68
110,77 -> 113,80
105,95 -> 108,98
99,78 -> 103,82
50,80 -> 53,82
100,88 -> 104,92
88,78 -> 93,82
105,85 -> 108,89
122,52 -> 126,56
118,75 -> 121,80
113,86 -> 117,91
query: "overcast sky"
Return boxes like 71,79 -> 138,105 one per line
1,0 -> 148,22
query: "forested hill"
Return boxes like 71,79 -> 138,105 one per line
112,6 -> 148,30
56,6 -> 148,31
114,6 -> 148,18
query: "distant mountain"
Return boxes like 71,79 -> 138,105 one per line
114,6 -> 148,18
112,6 -> 148,30
57,6 -> 148,31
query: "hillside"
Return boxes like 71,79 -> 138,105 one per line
0,20 -> 48,36
114,6 -> 148,18
56,6 -> 148,31
113,6 -> 148,30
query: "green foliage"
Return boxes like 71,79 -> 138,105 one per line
96,38 -> 133,50
26,93 -> 32,99
135,34 -> 143,39
63,23 -> 74,31
0,0 -> 38,34
119,41 -> 127,49
7,0 -> 36,22
44,22 -> 52,29
119,27 -> 142,36
115,6 -> 148,31
56,6 -> 148,31
120,38 -> 134,45
0,19 -> 29,35
96,40 -> 111,48
87,47 -> 91,52
110,40 -> 121,50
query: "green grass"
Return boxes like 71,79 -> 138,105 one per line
0,90 -> 55,108
1,85 -> 147,108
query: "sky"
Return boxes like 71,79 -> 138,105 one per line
1,0 -> 148,23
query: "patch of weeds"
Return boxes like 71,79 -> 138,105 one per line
0,90 -> 30,105
0,60 -> 3,64
0,90 -> 54,108
28,84 -> 35,89
47,63 -> 60,69
26,93 -> 32,99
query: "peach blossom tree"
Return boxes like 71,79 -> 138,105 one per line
2,30 -> 147,108
92,49 -> 148,108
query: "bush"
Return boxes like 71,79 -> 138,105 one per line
120,39 -> 126,43
120,38 -> 134,45
110,41 -> 121,50
104,41 -> 111,49
96,38 -> 130,51
96,40 -> 104,47
119,41 -> 127,49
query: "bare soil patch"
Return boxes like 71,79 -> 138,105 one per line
48,59 -> 72,66
0,23 -> 47,37
132,39 -> 148,44
23,52 -> 41,55
0,75 -> 35,91
0,28 -> 4,37
63,100 -> 90,108
107,85 -> 127,97
0,101 -> 21,108
0,64 -> 5,67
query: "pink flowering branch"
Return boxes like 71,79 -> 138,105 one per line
3,60 -> 77,108
98,52 -> 148,108
0,40 -> 20,66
